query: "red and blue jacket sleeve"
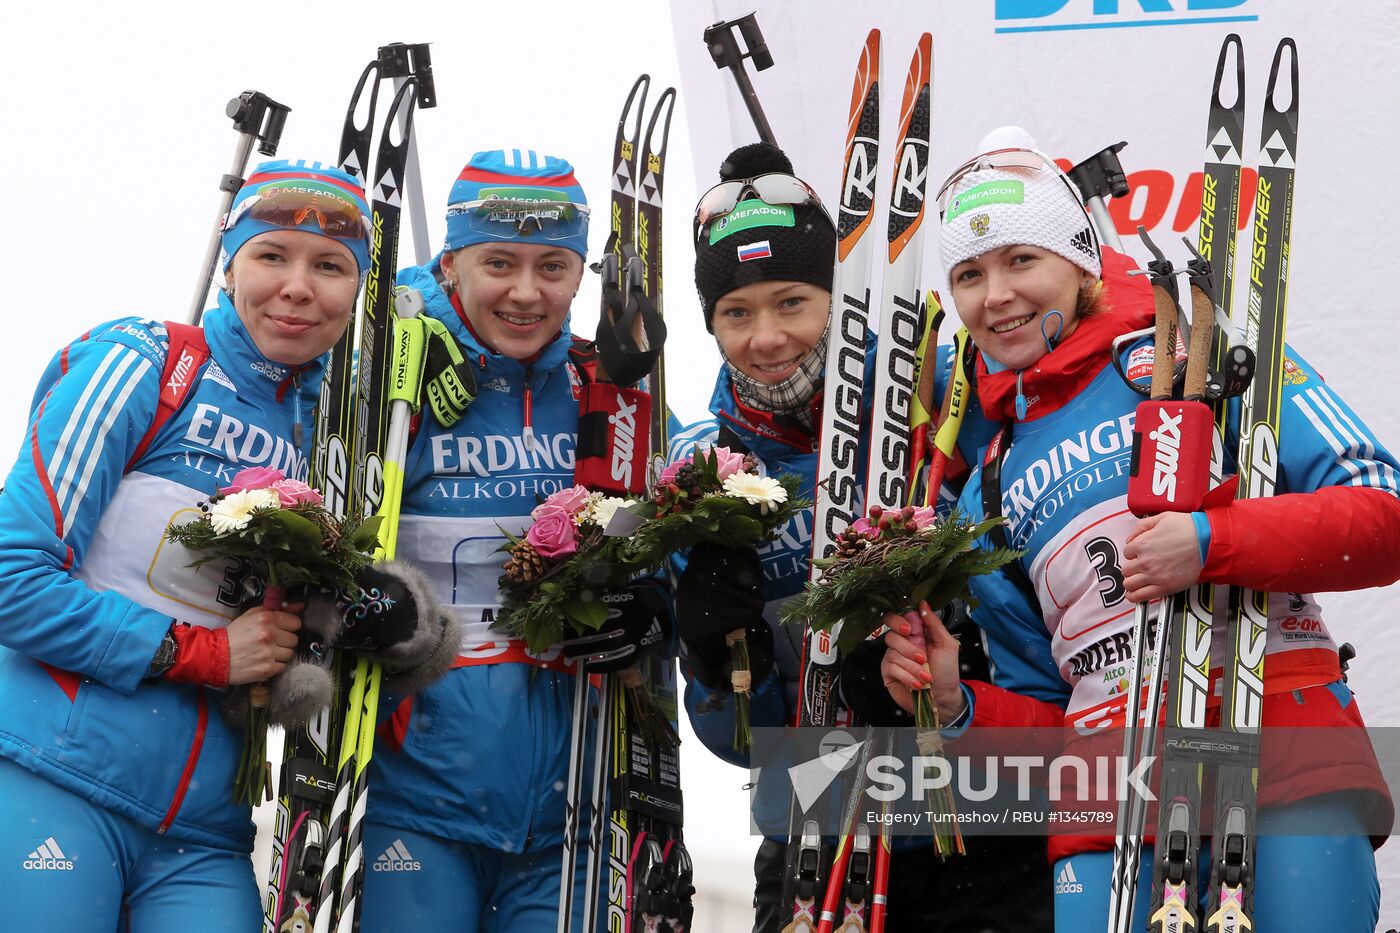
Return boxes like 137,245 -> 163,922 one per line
0,324 -> 176,694
1201,345 -> 1400,593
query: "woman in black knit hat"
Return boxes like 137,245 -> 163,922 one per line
670,141 -> 1054,932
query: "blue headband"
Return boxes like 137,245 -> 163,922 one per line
444,150 -> 589,259
221,160 -> 372,275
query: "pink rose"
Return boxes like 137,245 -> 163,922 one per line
850,515 -> 880,540
220,465 -> 286,495
909,506 -> 937,531
530,503 -> 572,522
271,478 -> 324,507
711,446 -> 747,481
526,510 -> 579,559
539,484 -> 592,518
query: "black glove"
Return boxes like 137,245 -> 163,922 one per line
675,544 -> 773,689
304,560 -> 459,694
561,577 -> 673,674
839,634 -> 913,726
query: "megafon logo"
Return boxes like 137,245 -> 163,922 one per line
994,0 -> 1257,34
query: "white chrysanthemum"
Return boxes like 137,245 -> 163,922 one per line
588,496 -> 632,531
209,488 -> 280,534
722,472 -> 787,514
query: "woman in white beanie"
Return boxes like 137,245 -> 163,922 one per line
880,127 -> 1398,932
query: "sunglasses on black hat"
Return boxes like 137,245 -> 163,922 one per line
692,173 -> 835,242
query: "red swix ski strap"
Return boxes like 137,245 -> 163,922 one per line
125,322 -> 210,472
570,339 -> 651,496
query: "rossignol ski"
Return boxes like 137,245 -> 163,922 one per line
814,33 -> 934,933
1203,38 -> 1298,933
780,27 -> 881,932
1146,34 -> 1248,933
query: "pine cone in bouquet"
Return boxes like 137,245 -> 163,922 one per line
503,540 -> 549,586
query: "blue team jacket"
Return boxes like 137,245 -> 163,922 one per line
0,295 -> 320,851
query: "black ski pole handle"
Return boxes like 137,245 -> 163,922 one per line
703,12 -> 779,147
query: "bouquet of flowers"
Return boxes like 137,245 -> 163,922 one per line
780,504 -> 1015,653
165,466 -> 382,805
497,484 -> 642,652
781,503 -> 1017,853
626,446 -> 805,752
496,446 -> 806,752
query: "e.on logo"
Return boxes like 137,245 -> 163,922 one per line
1054,158 -> 1258,238
994,0 -> 1258,34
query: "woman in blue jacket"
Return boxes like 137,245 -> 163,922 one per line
0,161 -> 371,931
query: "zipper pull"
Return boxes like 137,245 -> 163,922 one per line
293,374 -> 305,449
1014,370 -> 1028,421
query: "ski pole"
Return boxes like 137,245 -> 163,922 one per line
188,90 -> 290,324
378,42 -> 437,266
703,12 -> 779,146
1067,141 -> 1129,254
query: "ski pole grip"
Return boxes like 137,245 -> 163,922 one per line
1149,286 -> 1179,401
1184,284 -> 1215,400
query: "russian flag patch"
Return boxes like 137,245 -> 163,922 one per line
737,240 -> 772,262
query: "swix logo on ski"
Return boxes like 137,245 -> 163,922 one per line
23,837 -> 74,871
993,0 -> 1257,34
1054,862 -> 1084,895
182,404 -> 309,479
1149,408 -> 1184,501
609,395 -> 638,487
429,431 -> 576,477
373,839 -> 421,872
1002,413 -> 1135,547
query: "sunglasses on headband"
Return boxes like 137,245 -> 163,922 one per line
692,173 -> 834,241
936,146 -> 1099,254
225,182 -> 369,242
446,197 -> 590,242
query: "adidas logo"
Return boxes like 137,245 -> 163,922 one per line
1055,861 -> 1084,895
373,839 -> 421,872
481,377 -> 510,394
1071,228 -> 1096,259
640,619 -> 665,648
24,836 -> 75,871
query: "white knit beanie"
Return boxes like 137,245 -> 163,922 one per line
939,126 -> 1102,288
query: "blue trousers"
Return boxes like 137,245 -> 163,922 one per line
358,821 -> 596,933
1053,796 -> 1380,932
0,756 -> 259,932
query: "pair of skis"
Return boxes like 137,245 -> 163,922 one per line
262,43 -> 435,933
780,29 -> 938,933
1108,34 -> 1299,933
557,73 -> 694,933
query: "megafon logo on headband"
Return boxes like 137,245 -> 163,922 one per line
993,0 -> 1257,34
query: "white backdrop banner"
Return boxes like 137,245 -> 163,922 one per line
670,0 -> 1400,920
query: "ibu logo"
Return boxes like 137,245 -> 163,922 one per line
994,0 -> 1257,33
